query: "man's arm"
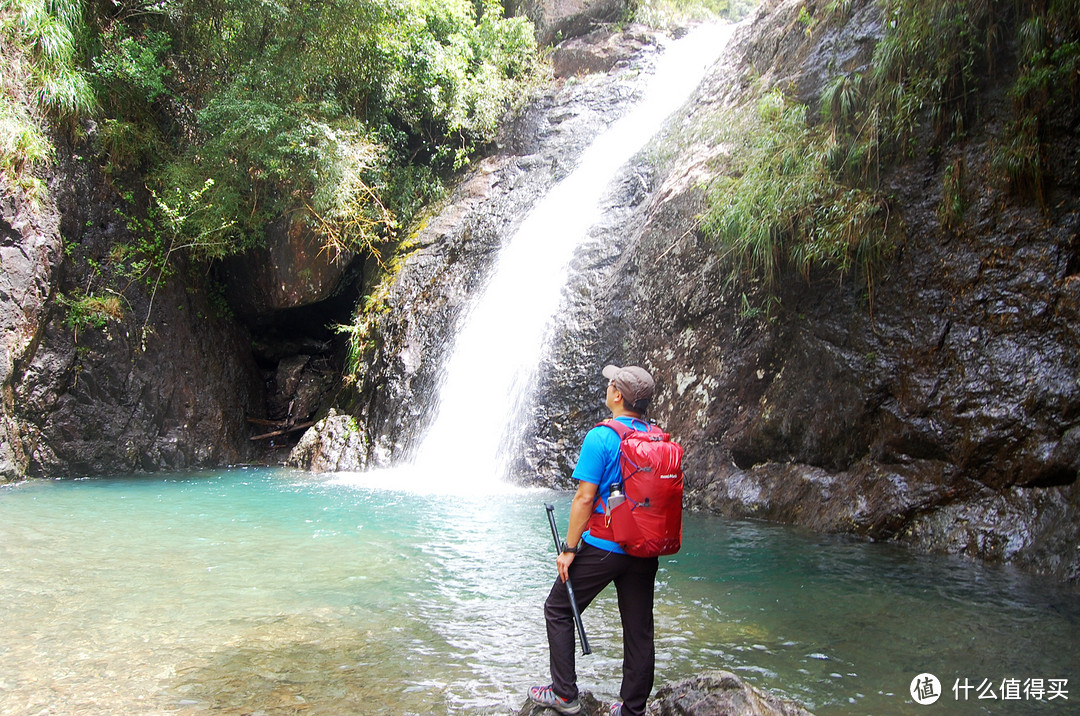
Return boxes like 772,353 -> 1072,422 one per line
556,480 -> 598,582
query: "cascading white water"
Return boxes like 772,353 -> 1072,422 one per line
341,23 -> 735,494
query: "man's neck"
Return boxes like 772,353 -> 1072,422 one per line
611,408 -> 643,421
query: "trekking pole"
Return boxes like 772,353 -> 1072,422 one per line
544,503 -> 591,655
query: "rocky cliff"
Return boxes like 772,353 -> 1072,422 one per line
613,0 -> 1079,580
542,0 -> 1079,580
1,153 -> 263,478
305,0 -> 1079,581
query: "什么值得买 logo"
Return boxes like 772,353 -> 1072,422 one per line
911,673 -> 941,705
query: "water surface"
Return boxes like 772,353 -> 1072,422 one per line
1,468 -> 1076,715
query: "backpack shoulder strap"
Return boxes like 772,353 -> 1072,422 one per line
595,418 -> 632,440
595,418 -> 659,439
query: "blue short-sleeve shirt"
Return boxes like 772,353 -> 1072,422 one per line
573,415 -> 652,553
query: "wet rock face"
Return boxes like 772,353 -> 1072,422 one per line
0,192 -> 62,479
10,271 -> 262,475
1,151 -> 262,479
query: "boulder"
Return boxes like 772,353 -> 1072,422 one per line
551,25 -> 659,78
512,674 -> 815,716
288,408 -> 367,472
220,212 -> 356,317
510,0 -> 630,46
649,671 -> 815,716
516,690 -> 606,716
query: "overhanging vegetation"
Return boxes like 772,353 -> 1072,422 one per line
699,0 -> 1079,289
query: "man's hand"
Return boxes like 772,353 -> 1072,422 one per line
557,550 -> 575,583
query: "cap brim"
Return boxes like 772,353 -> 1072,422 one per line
602,364 -> 621,380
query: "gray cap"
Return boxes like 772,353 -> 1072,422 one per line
603,364 -> 655,408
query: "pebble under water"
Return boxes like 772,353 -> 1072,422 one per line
1,467 -> 1077,715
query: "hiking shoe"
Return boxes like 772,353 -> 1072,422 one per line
528,684 -> 582,714
610,703 -> 623,716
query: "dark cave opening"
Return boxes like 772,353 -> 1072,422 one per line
234,281 -> 361,454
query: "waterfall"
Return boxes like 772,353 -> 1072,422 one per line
343,23 -> 734,494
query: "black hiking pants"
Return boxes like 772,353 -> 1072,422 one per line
544,543 -> 660,716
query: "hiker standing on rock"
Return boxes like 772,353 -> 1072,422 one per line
529,364 -> 678,716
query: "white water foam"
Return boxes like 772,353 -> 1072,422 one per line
334,23 -> 735,495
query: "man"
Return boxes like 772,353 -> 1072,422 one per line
529,364 -> 660,716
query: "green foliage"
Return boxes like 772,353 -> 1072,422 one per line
113,190 -> 174,287
337,233 -> 419,385
0,94 -> 52,196
700,0 -> 1078,288
59,290 -> 125,332
383,0 -> 539,158
6,0 -> 541,339
7,0 -> 542,266
824,0 -> 857,18
109,182 -> 227,288
1,0 -> 94,196
993,113 -> 1042,203
143,0 -> 542,259
309,128 -> 397,262
700,89 -> 893,287
2,0 -> 96,119
159,96 -> 392,258
93,117 -> 165,174
151,178 -> 235,260
993,0 -> 1079,205
868,0 -> 1003,153
91,25 -> 171,112
938,156 -> 965,230
738,292 -> 781,320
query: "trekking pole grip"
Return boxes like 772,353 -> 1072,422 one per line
545,503 -> 591,655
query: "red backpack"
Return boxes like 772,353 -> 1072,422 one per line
586,419 -> 684,557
